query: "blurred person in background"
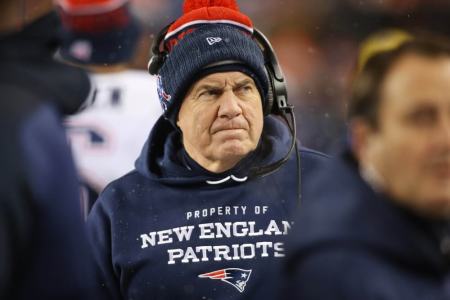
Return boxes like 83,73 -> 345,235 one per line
0,0 -> 99,299
284,33 -> 450,300
86,0 -> 327,299
357,28 -> 413,72
57,0 -> 162,214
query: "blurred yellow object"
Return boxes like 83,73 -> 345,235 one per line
358,29 -> 413,72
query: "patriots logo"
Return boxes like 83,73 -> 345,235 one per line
198,268 -> 252,293
156,75 -> 171,111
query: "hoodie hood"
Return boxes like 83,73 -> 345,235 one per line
135,115 -> 293,187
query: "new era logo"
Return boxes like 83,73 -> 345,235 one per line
206,37 -> 222,45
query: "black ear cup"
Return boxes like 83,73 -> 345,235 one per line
263,69 -> 275,116
267,64 -> 288,115
253,28 -> 288,116
264,84 -> 274,116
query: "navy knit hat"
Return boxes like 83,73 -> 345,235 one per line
155,0 -> 269,126
57,0 -> 140,65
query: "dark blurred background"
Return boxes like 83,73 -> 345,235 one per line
128,0 -> 450,154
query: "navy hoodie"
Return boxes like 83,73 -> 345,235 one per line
0,13 -> 98,300
87,116 -> 328,300
284,148 -> 450,300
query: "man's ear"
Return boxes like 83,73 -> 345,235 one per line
175,115 -> 184,135
349,118 -> 375,162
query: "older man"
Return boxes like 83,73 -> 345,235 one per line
86,1 -> 327,299
285,34 -> 450,300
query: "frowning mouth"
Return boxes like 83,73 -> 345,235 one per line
211,127 -> 247,135
211,118 -> 249,135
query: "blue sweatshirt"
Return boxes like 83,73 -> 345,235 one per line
0,13 -> 98,299
284,148 -> 450,300
87,116 -> 328,300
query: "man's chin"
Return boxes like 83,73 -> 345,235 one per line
413,195 -> 450,219
217,142 -> 253,160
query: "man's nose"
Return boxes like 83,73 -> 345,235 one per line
218,90 -> 242,119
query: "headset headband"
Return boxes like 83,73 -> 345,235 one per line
147,24 -> 288,116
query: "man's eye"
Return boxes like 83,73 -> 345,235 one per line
407,108 -> 437,126
237,85 -> 253,94
199,90 -> 219,98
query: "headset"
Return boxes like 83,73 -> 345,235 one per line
148,24 -> 302,204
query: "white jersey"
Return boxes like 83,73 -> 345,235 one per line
66,69 -> 162,192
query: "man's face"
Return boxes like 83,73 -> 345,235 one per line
358,54 -> 450,219
177,71 -> 264,173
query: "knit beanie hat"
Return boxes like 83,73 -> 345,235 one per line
155,0 -> 269,126
56,0 -> 140,65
